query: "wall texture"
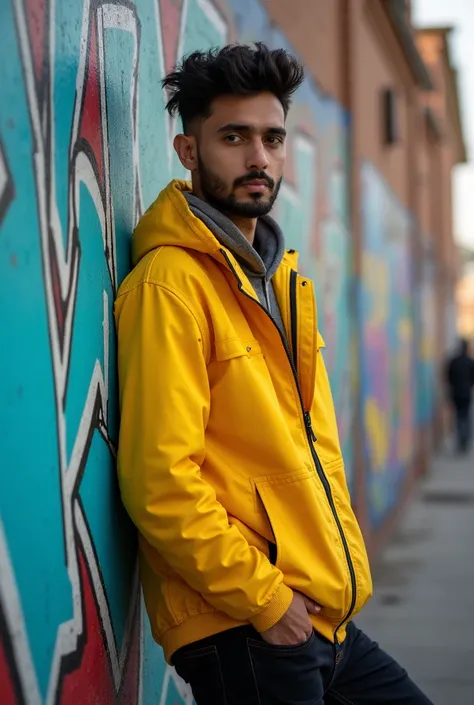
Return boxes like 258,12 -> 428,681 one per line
359,163 -> 415,527
0,0 -> 353,703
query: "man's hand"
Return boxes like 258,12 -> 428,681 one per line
260,591 -> 321,646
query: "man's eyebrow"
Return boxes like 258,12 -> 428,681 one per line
217,123 -> 287,137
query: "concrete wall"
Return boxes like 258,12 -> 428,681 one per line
0,0 -> 458,703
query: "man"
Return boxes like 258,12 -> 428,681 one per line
446,338 -> 474,454
115,44 -> 432,704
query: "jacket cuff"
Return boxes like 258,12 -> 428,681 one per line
250,583 -> 294,633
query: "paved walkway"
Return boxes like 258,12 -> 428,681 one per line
357,442 -> 474,705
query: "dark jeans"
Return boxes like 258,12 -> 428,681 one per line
453,399 -> 472,452
173,622 -> 433,705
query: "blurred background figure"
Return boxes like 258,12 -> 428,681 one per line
445,338 -> 474,453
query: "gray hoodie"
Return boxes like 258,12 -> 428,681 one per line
184,193 -> 287,340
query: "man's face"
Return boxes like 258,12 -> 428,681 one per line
190,93 -> 287,217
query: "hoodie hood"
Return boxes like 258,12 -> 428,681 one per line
132,180 -> 223,266
183,193 -> 285,282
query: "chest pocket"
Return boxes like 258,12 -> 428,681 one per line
214,338 -> 263,362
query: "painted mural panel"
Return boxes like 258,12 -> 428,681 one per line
417,248 -> 437,426
359,162 -> 415,527
1,0 -> 352,703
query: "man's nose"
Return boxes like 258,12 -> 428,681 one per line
246,140 -> 269,171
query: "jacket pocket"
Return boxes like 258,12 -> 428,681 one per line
214,337 -> 263,361
254,471 -> 352,625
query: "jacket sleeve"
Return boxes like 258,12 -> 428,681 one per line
115,281 -> 293,632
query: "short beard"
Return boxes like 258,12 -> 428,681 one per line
197,155 -> 282,218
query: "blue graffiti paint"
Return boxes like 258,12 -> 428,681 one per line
1,2 -> 68,695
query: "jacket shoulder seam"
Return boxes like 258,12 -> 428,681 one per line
118,278 -> 210,361
143,245 -> 164,280
155,282 -> 211,364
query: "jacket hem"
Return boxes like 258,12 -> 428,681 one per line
159,611 -> 245,664
156,607 -> 349,664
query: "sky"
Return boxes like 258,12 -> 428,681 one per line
413,0 -> 474,249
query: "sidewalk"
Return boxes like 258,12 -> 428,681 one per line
356,443 -> 474,705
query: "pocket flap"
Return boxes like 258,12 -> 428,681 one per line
215,338 -> 262,361
317,331 -> 326,349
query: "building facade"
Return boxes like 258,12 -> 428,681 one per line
0,1 -> 465,703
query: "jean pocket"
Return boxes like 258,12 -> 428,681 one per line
173,645 -> 225,705
246,630 -> 328,704
246,629 -> 316,654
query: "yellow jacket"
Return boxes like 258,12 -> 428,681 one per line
115,180 -> 372,663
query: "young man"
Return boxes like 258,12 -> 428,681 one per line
115,44 -> 433,705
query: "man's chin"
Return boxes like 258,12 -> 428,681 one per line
228,198 -> 274,217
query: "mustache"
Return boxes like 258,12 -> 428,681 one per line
234,171 -> 275,189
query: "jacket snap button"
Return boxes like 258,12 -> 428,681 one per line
302,281 -> 307,286
246,346 -> 252,352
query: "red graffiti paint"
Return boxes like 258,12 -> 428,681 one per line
79,16 -> 105,185
0,631 -> 20,705
159,0 -> 185,78
57,548 -> 140,705
24,0 -> 47,91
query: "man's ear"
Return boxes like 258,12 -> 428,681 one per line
173,134 -> 197,171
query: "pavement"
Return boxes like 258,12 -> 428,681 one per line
356,440 -> 474,704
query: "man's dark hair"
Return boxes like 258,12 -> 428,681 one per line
162,43 -> 305,132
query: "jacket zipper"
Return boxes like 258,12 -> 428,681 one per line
289,270 -> 298,365
289,269 -> 357,640
221,250 -> 357,640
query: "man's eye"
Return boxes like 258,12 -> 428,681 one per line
225,134 -> 242,143
265,136 -> 283,145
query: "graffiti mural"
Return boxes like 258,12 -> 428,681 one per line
359,162 -> 416,527
0,0 -> 354,703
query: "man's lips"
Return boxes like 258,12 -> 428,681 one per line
240,179 -> 271,192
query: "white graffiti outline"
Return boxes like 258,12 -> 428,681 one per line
0,520 -> 42,705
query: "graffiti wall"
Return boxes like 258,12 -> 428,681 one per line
359,162 -> 416,527
0,0 -> 352,703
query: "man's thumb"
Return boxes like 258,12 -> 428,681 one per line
303,596 -> 322,615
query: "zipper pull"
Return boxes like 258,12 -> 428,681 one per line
304,412 -> 317,442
